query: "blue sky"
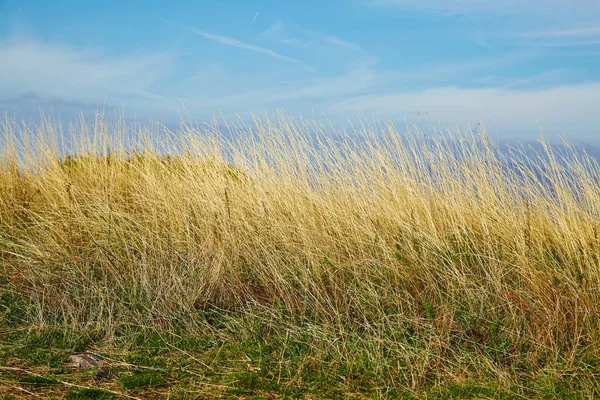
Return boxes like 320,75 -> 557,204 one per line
0,0 -> 599,139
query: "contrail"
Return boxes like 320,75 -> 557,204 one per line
189,27 -> 315,71
251,12 -> 259,25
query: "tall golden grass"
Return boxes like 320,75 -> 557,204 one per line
2,113 -> 600,386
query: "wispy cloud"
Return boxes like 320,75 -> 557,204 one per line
328,83 -> 600,138
250,12 -> 260,26
469,69 -> 572,88
0,36 -> 174,104
280,38 -> 303,45
519,25 -> 600,47
516,25 -> 600,48
502,69 -> 572,88
259,21 -> 308,46
520,39 -> 600,48
260,21 -> 364,52
179,68 -> 600,139
366,0 -> 600,16
0,92 -> 115,122
188,27 -> 314,70
396,51 -> 537,82
321,34 -> 364,51
260,21 -> 285,38
176,60 -> 383,115
183,50 -> 533,110
523,26 -> 600,39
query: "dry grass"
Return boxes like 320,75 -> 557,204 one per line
2,113 -> 600,396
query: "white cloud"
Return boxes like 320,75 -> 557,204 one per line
2,22 -> 596,140
179,51 -> 539,114
188,27 -> 314,70
328,83 -> 600,138
0,92 -> 111,119
176,73 -> 600,140
188,61 -> 382,110
0,37 -> 174,104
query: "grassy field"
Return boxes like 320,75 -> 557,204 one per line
2,114 -> 600,398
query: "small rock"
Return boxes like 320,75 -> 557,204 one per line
93,367 -> 111,381
69,353 -> 98,369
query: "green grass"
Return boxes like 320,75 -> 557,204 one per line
2,267 -> 600,398
2,269 -> 600,399
18,375 -> 59,386
2,298 -> 599,398
66,388 -> 115,400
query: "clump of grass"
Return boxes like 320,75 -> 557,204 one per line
18,375 -> 59,386
118,372 -> 167,389
2,113 -> 600,395
66,388 -> 115,400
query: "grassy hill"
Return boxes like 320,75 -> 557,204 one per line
1,115 -> 600,398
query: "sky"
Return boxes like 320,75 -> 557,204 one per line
0,0 -> 599,140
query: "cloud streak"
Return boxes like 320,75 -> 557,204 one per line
260,21 -> 364,52
189,27 -> 314,70
321,34 -> 364,51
